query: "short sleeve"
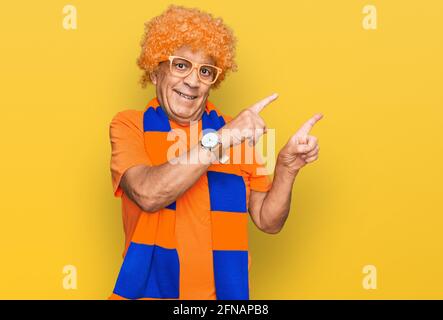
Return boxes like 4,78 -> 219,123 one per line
109,110 -> 152,197
241,148 -> 273,193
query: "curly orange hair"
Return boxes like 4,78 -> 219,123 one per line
137,5 -> 238,89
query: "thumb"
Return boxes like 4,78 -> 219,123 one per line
297,135 -> 308,145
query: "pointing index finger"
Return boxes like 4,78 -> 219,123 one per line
249,93 -> 279,114
295,113 -> 323,136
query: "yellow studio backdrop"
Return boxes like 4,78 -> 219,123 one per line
0,0 -> 442,299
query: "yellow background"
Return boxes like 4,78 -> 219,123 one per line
0,0 -> 442,299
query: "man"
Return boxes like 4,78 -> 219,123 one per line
109,5 -> 322,300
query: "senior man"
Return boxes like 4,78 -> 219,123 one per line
109,5 -> 322,300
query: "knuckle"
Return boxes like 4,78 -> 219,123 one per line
238,110 -> 249,119
244,109 -> 254,117
296,146 -> 305,153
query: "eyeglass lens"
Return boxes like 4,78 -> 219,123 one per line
170,57 -> 218,83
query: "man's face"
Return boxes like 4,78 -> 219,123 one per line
151,46 -> 214,125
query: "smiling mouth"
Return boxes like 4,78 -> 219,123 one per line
174,89 -> 197,100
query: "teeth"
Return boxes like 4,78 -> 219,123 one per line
176,90 -> 196,100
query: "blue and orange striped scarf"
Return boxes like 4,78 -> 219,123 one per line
112,97 -> 250,300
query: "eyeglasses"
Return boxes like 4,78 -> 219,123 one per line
166,55 -> 222,85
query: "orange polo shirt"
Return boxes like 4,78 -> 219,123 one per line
108,107 -> 272,300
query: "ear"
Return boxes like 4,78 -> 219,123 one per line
149,71 -> 157,85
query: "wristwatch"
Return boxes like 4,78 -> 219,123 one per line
200,131 -> 229,164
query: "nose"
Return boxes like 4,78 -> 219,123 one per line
183,67 -> 200,88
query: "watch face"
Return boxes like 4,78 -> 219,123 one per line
202,131 -> 219,149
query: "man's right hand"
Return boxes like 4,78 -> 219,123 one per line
218,93 -> 279,149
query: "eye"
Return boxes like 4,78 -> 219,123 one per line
200,67 -> 212,77
172,59 -> 191,72
176,63 -> 186,70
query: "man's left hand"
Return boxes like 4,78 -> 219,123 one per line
277,113 -> 323,174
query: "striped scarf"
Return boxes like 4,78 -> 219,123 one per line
112,97 -> 250,300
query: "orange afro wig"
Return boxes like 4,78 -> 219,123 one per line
137,5 -> 238,89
